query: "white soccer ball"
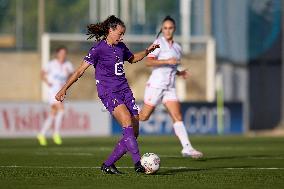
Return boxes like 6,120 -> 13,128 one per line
141,153 -> 160,174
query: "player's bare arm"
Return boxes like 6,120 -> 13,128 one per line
145,56 -> 180,67
41,70 -> 52,87
128,44 -> 160,63
55,61 -> 90,102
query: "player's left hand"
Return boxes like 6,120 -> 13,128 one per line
146,44 -> 160,54
177,69 -> 190,79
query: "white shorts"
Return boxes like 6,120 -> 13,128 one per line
47,87 -> 61,105
144,84 -> 178,107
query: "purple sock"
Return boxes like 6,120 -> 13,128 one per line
122,126 -> 141,164
104,138 -> 127,166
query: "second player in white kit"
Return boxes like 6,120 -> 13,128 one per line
45,58 -> 74,104
37,46 -> 74,146
144,33 -> 181,106
139,16 -> 203,158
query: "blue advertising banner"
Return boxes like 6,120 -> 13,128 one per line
112,102 -> 243,135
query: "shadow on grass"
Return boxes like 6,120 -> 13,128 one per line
163,154 -> 282,162
157,168 -> 206,175
199,154 -> 282,161
156,165 -> 257,175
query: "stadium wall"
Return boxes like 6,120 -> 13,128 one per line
0,52 -> 208,102
0,52 -> 41,101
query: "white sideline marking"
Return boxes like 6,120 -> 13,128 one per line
0,165 -> 284,170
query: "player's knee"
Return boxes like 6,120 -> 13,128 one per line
50,109 -> 57,117
139,113 -> 150,121
118,114 -> 132,127
139,114 -> 146,121
115,110 -> 132,127
122,120 -> 132,127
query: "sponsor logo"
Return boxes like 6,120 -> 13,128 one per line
115,62 -> 124,76
0,107 -> 90,132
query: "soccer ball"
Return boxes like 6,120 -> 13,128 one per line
141,153 -> 160,174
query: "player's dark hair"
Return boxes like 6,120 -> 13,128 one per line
55,46 -> 67,53
156,15 -> 176,38
86,15 -> 125,40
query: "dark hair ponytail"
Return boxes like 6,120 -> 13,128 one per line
156,15 -> 176,39
86,15 -> 125,40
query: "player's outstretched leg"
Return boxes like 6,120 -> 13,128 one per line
53,110 -> 64,145
165,101 -> 203,158
173,121 -> 203,158
101,104 -> 145,174
101,138 -> 127,174
101,126 -> 145,174
121,126 -> 145,173
37,114 -> 54,146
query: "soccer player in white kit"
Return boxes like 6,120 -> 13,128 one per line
139,16 -> 203,158
37,46 -> 74,146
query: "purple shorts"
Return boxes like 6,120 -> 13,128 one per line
99,87 -> 139,116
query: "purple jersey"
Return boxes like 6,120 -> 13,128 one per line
84,40 -> 133,95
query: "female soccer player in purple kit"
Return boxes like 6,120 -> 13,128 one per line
55,15 -> 159,174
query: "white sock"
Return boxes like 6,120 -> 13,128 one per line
173,121 -> 193,150
54,111 -> 64,134
40,114 -> 54,136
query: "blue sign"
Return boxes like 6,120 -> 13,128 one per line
111,102 -> 243,135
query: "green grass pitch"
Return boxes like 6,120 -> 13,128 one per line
0,136 -> 284,189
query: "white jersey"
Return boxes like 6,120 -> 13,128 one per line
147,36 -> 182,89
43,59 -> 74,104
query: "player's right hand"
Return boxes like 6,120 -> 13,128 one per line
55,89 -> 66,102
167,58 -> 180,65
146,44 -> 160,54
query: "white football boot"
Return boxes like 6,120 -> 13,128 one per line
181,148 -> 203,158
